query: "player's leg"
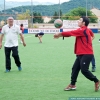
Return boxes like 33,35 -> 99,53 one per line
64,56 -> 81,90
11,46 -> 22,71
4,47 -> 11,72
38,36 -> 42,43
80,54 -> 99,91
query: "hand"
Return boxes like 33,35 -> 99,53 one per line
23,42 -> 26,47
0,44 -> 2,49
54,34 -> 60,39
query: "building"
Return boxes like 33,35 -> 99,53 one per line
42,16 -> 51,23
90,8 -> 100,21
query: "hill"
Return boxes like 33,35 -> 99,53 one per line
0,1 -> 54,11
1,0 -> 100,16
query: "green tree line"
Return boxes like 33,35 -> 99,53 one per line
1,0 -> 100,16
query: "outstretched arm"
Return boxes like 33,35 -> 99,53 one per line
54,28 -> 84,39
54,32 -> 62,39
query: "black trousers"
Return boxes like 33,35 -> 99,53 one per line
71,54 -> 98,85
4,46 -> 21,70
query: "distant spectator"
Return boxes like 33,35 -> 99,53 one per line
20,24 -> 24,43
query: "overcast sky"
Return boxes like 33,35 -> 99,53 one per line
6,0 -> 70,3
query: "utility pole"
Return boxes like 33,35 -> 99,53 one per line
31,0 -> 33,27
86,0 -> 87,17
4,0 -> 5,20
59,0 -> 60,19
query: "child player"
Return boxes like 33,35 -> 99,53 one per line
35,32 -> 44,43
54,16 -> 100,92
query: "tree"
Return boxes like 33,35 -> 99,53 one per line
2,0 -> 100,16
62,7 -> 98,23
37,13 -> 44,23
16,10 -> 30,20
53,11 -> 58,19
49,10 -> 63,23
33,12 -> 43,23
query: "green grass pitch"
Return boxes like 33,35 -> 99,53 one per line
0,34 -> 100,100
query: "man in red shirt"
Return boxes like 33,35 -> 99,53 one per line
54,16 -> 100,92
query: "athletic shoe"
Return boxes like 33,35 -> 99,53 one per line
5,69 -> 10,73
64,84 -> 76,91
95,81 -> 100,92
92,68 -> 96,72
18,66 -> 22,71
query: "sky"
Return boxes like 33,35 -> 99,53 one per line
6,0 -> 70,3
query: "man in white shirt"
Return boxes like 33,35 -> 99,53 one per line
0,17 -> 26,72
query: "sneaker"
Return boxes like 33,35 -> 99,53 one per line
18,66 -> 22,71
95,81 -> 100,92
64,84 -> 76,91
92,68 -> 96,72
5,69 -> 10,73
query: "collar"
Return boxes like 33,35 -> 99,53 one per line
7,24 -> 15,28
81,26 -> 87,28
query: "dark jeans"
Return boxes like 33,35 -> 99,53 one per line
4,46 -> 21,70
71,54 -> 98,85
91,55 -> 96,68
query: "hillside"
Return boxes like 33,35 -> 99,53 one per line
0,1 -> 54,11
1,0 -> 100,16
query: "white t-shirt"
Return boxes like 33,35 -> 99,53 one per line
1,24 -> 21,47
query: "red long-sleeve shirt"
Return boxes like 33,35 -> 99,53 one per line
62,26 -> 94,55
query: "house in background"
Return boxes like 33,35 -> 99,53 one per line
90,8 -> 100,28
90,8 -> 100,21
42,16 -> 51,23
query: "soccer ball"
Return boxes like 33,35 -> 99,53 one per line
54,19 -> 63,28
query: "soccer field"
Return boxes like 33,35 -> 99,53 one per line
0,34 -> 100,100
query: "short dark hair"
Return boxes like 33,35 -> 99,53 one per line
35,33 -> 38,37
20,24 -> 23,27
81,16 -> 89,26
